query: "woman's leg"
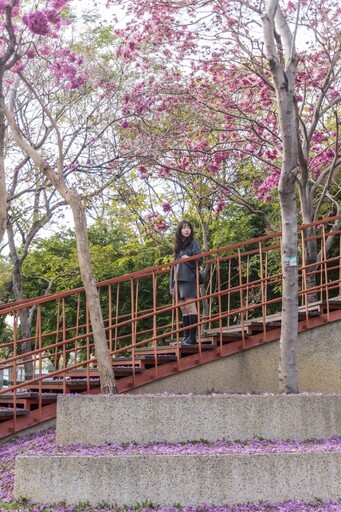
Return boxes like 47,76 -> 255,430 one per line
181,297 -> 198,346
179,300 -> 190,342
185,299 -> 197,316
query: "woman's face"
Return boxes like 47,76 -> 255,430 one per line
181,223 -> 192,238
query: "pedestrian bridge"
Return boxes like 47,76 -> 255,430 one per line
1,215 -> 341,439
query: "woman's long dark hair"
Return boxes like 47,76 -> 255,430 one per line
173,220 -> 194,257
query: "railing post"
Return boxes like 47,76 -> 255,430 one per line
339,234 -> 341,297
108,285 -> 113,353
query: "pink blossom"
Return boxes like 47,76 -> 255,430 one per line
312,131 -> 325,144
245,144 -> 256,154
256,168 -> 281,200
264,148 -> 278,161
213,200 -> 226,215
66,163 -> 78,171
46,8 -> 58,23
22,2 -> 69,36
39,46 -> 52,56
52,0 -> 69,9
329,90 -> 340,99
23,11 -> 51,35
0,0 -> 18,14
26,48 -> 36,58
0,0 -> 7,12
146,214 -> 169,231
208,161 -> 219,173
1,425 -> 340,510
180,157 -> 190,170
162,201 -> 171,212
147,212 -> 158,220
67,73 -> 87,90
137,164 -> 150,179
11,61 -> 25,73
154,218 -> 169,231
157,167 -> 171,177
49,54 -> 87,90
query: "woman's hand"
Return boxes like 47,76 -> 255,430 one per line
181,254 -> 189,259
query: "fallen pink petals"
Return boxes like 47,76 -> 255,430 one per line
1,427 -> 340,511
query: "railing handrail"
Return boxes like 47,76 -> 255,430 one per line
1,214 -> 340,315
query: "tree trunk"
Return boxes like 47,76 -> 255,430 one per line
262,0 -> 300,392
278,184 -> 299,393
303,226 -> 318,304
198,217 -> 209,334
277,100 -> 300,393
0,71 -> 7,246
0,0 -> 18,246
67,189 -> 118,394
0,157 -> 6,246
275,77 -> 300,391
7,221 -> 34,379
5,108 -> 117,394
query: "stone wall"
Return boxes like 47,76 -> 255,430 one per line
129,320 -> 341,394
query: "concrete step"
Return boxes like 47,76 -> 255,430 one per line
14,394 -> 341,507
14,449 -> 341,507
55,393 -> 341,445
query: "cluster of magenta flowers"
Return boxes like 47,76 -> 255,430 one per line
0,426 -> 340,511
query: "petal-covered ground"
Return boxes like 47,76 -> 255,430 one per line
1,427 -> 341,511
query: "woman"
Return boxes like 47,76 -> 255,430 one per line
170,220 -> 203,346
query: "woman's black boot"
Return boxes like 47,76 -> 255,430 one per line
180,315 -> 190,343
181,314 -> 198,346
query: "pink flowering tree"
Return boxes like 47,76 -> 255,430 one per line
109,0 -> 340,227
107,0 -> 340,392
1,0 -> 123,393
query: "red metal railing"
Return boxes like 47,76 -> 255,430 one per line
0,215 -> 341,435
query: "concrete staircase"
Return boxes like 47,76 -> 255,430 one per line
14,394 -> 341,507
2,299 -> 341,439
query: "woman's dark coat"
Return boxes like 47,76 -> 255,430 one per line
170,239 -> 203,287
